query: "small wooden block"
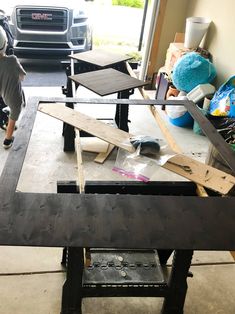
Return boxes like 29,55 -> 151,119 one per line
94,144 -> 115,164
81,138 -> 109,153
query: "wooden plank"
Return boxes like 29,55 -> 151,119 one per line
38,103 -> 135,153
94,144 -> 115,164
164,155 -> 235,194
75,129 -> 91,266
126,62 -> 208,197
75,129 -> 85,192
149,106 -> 209,196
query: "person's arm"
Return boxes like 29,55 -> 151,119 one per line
14,55 -> 26,80
19,73 -> 25,81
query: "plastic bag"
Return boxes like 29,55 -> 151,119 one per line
165,95 -> 188,119
209,76 -> 235,117
113,139 -> 175,182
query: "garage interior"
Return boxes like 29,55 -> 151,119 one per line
0,0 -> 235,313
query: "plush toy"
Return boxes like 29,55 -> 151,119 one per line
172,52 -> 216,93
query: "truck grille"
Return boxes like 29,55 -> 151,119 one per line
15,42 -> 70,49
16,8 -> 68,32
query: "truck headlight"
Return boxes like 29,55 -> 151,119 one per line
73,9 -> 88,24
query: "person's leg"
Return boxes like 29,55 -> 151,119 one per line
5,118 -> 16,139
3,101 -> 21,148
3,118 -> 16,148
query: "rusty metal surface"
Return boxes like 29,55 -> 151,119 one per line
0,97 -> 235,250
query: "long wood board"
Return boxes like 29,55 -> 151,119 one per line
39,102 -> 235,194
125,61 -> 208,197
39,103 -> 135,153
164,155 -> 235,194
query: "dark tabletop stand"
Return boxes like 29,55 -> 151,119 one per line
62,49 -> 146,151
70,67 -> 147,131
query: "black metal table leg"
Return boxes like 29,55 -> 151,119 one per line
158,250 -> 173,265
161,250 -> 193,314
115,89 -> 134,132
63,117 -> 75,152
61,247 -> 84,314
61,247 -> 68,266
63,67 -> 75,152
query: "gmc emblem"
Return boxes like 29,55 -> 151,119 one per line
32,13 -> 53,20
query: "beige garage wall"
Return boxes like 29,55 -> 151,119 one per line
186,0 -> 234,87
154,0 -> 188,72
154,0 -> 234,88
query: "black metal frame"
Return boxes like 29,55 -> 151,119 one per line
0,96 -> 235,313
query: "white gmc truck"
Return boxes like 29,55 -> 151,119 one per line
3,0 -> 92,57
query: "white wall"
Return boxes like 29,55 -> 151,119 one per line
154,0 -> 234,88
154,0 -> 188,72
186,0 -> 235,87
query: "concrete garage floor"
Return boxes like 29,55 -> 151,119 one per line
0,85 -> 235,314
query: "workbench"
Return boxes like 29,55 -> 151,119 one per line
0,96 -> 235,314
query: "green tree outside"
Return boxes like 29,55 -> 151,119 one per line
112,0 -> 144,9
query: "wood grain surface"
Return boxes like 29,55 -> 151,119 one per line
39,103 -> 135,153
70,68 -> 147,96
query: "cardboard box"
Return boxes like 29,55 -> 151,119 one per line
164,33 -> 193,76
174,32 -> 185,43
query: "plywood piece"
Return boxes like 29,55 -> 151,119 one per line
70,49 -> 131,67
38,103 -> 135,153
94,144 -> 115,164
164,155 -> 235,194
81,137 -> 109,153
70,68 -> 147,96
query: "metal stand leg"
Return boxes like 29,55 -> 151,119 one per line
63,66 -> 75,152
161,250 -> 193,314
61,247 -> 68,266
61,247 -> 84,314
158,250 -> 173,265
115,89 -> 133,132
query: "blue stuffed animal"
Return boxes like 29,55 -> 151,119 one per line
172,52 -> 216,93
